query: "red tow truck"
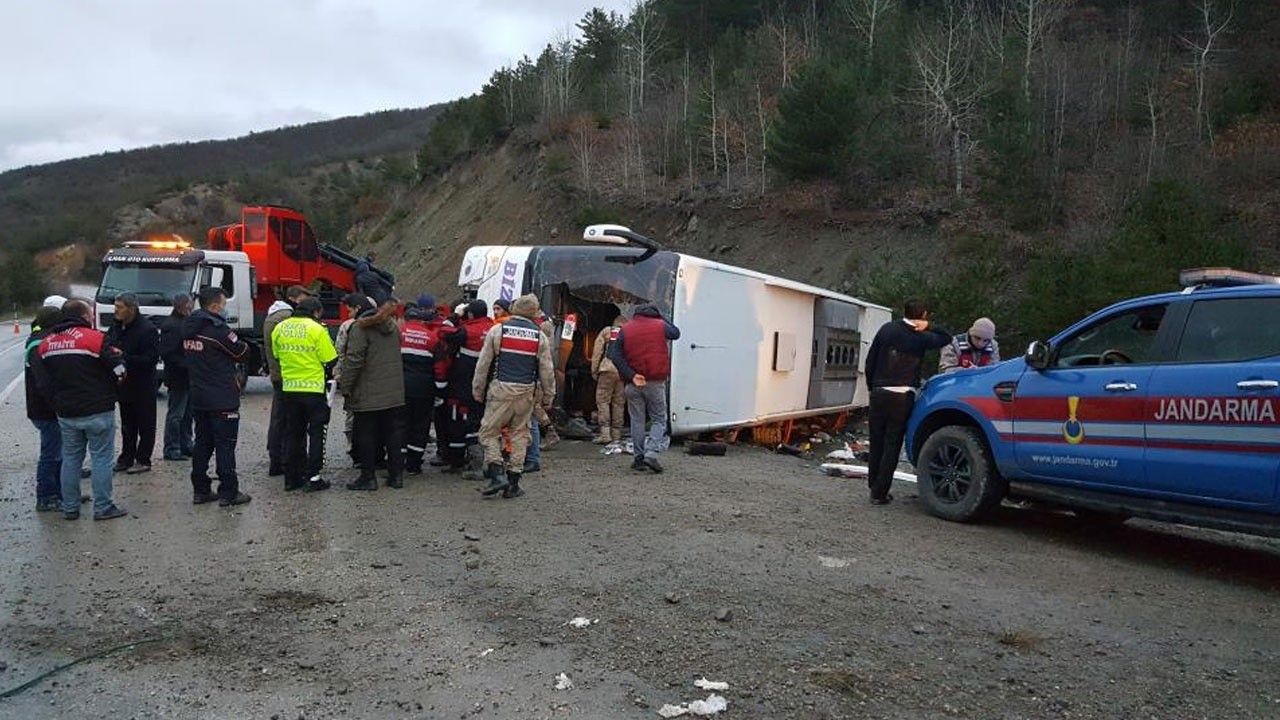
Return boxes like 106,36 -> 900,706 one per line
95,205 -> 395,377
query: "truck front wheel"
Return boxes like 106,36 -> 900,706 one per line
916,426 -> 1004,523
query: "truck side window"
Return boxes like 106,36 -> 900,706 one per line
301,223 -> 320,261
212,264 -> 235,299
1055,304 -> 1168,366
244,213 -> 267,244
282,219 -> 304,261
1176,297 -> 1280,363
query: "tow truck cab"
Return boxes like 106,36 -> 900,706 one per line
95,239 -> 259,372
905,267 -> 1280,539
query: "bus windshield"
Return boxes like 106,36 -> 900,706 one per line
96,263 -> 197,307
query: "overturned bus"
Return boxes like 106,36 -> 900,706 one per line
457,226 -> 892,437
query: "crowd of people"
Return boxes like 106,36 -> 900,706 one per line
23,281 -> 1002,516
22,285 -> 683,519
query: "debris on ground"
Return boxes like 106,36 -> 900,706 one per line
560,418 -> 596,440
664,591 -> 681,604
658,694 -> 729,717
818,556 -> 852,568
479,648 -> 494,657
554,672 -> 574,691
713,607 -> 733,622
819,463 -> 916,483
686,441 -> 728,456
566,617 -> 597,629
775,443 -> 808,457
694,678 -> 729,691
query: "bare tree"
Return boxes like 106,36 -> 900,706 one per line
568,116 -> 600,198
841,0 -> 898,59
619,2 -> 664,198
703,55 -> 719,178
1010,0 -> 1067,115
978,0 -> 1011,69
911,1 -> 987,196
1139,56 -> 1170,184
681,49 -> 695,190
622,1 -> 663,109
767,13 -> 795,86
551,29 -> 577,117
1179,0 -> 1234,147
756,82 -> 771,196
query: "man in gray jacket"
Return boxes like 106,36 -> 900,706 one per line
338,295 -> 405,490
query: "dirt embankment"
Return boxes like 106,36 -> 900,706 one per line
352,133 -> 959,306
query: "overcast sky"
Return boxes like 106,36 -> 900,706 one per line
0,0 -> 634,172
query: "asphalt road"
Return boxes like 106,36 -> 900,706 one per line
0,323 -> 30,407
0,383 -> 1277,719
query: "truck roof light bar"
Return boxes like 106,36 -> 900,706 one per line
1179,267 -> 1280,289
123,235 -> 191,250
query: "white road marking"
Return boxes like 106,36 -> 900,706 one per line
0,373 -> 23,405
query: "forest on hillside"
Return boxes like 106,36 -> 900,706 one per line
0,108 -> 441,307
417,0 -> 1280,342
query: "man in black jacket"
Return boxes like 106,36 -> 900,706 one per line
32,299 -> 128,521
159,293 -> 194,461
26,305 -> 65,511
106,292 -> 159,474
183,287 -> 251,507
863,299 -> 952,505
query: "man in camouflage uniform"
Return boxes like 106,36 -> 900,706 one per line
472,294 -> 555,499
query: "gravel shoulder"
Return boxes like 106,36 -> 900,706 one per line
1,382 -> 1278,719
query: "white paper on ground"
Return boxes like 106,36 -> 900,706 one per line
820,463 -> 917,483
657,704 -> 689,718
566,617 -> 596,628
693,678 -> 729,691
688,694 -> 728,715
554,672 -> 574,690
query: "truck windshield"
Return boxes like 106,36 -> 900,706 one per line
97,263 -> 197,307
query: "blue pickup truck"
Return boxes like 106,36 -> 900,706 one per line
905,268 -> 1280,538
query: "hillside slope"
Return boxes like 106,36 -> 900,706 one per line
356,129 -> 945,308
0,107 -> 443,255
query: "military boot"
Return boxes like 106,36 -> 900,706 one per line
479,463 -> 510,496
502,472 -> 525,499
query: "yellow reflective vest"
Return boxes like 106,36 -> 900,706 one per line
272,315 -> 338,394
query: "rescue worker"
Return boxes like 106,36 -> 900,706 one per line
159,293 -> 195,461
355,257 -> 392,306
272,296 -> 337,492
31,299 -> 128,521
264,285 -> 313,476
473,294 -> 556,498
400,301 -> 441,475
532,308 -> 561,452
26,305 -> 66,511
493,302 -> 555,473
106,292 -> 159,474
338,294 -> 405,490
938,317 -> 1000,374
609,304 -> 681,474
335,293 -> 372,465
183,286 -> 252,507
427,297 -> 455,467
590,311 -> 626,445
863,299 -> 952,505
441,300 -> 494,474
492,298 -> 511,323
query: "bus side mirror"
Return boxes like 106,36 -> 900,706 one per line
1025,341 -> 1051,371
